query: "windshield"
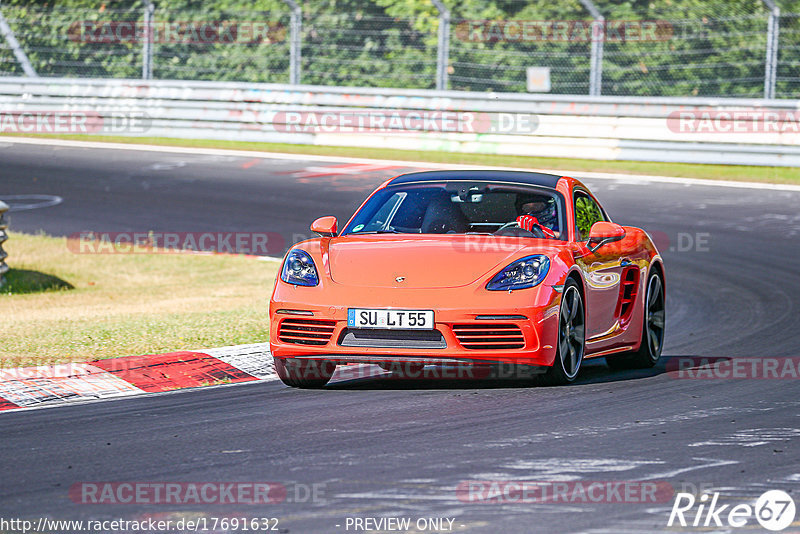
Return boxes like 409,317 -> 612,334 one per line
342,181 -> 566,240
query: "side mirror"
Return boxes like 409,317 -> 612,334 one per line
587,221 -> 625,253
311,216 -> 338,237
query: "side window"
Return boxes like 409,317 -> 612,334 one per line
574,192 -> 605,241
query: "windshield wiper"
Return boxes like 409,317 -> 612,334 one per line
352,229 -> 402,234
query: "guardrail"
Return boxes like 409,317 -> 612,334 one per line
0,200 -> 8,287
0,77 -> 799,166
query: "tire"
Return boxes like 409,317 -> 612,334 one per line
540,279 -> 586,386
606,270 -> 665,370
274,358 -> 336,388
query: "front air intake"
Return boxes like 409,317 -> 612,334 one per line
452,324 -> 525,350
278,318 -> 337,346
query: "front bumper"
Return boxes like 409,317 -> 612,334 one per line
269,283 -> 562,367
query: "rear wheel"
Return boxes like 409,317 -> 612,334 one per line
540,279 -> 585,386
606,270 -> 665,370
274,358 -> 336,388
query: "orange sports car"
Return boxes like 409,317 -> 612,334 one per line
269,170 -> 665,388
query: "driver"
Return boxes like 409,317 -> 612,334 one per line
515,195 -> 559,238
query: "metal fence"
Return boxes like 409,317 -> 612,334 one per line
778,11 -> 800,98
2,77 -> 799,167
0,1 -> 798,99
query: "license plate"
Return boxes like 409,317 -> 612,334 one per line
348,309 -> 434,330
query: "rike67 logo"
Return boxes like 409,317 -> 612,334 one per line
668,490 -> 796,531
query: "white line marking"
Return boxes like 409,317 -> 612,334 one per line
688,428 -> 800,447
0,194 -> 63,212
639,457 -> 739,480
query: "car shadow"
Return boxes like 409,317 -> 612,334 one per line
323,355 -> 708,391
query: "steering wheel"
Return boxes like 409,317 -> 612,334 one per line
496,221 -> 520,232
494,221 -> 546,239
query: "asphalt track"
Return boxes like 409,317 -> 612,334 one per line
2,141 -> 800,533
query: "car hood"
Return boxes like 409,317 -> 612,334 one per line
326,235 -> 552,289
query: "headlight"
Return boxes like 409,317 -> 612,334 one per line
281,249 -> 319,286
486,255 -> 550,291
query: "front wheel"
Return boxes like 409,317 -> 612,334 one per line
540,279 -> 585,386
274,358 -> 336,388
607,270 -> 665,370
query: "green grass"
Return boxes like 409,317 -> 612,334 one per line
1,232 -> 278,367
3,133 -> 799,185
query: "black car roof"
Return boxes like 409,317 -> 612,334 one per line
388,170 -> 562,189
